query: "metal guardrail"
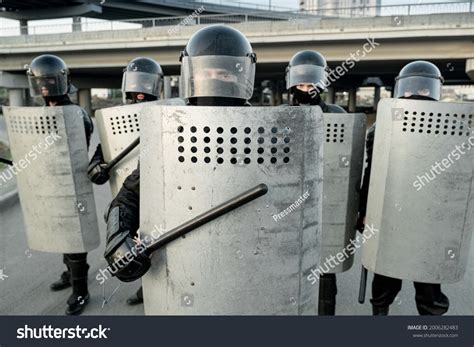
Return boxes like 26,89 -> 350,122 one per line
0,0 -> 472,37
302,0 -> 474,17
197,0 -> 295,12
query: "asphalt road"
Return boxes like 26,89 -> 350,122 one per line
0,116 -> 143,315
0,115 -> 472,315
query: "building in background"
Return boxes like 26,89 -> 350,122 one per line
300,0 -> 470,17
300,0 -> 381,17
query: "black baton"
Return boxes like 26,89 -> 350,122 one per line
146,183 -> 268,254
105,137 -> 140,172
358,266 -> 368,304
104,183 -> 269,275
0,157 -> 13,166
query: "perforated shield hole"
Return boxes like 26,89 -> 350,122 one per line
176,126 -> 292,165
402,111 -> 472,136
326,122 -> 345,143
111,113 -> 140,135
10,115 -> 59,135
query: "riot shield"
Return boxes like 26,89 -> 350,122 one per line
321,112 -> 366,273
2,105 -> 100,254
139,105 -> 324,315
362,98 -> 474,283
95,98 -> 185,197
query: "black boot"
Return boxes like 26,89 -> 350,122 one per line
50,271 -> 71,291
372,305 -> 389,315
370,273 -> 402,316
414,282 -> 449,315
66,292 -> 90,316
64,254 -> 90,316
318,274 -> 337,315
127,286 -> 144,306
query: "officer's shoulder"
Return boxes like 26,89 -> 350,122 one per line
60,102 -> 89,117
367,123 -> 376,135
76,105 -> 90,118
325,103 -> 346,113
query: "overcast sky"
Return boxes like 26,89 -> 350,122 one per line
0,0 -> 465,30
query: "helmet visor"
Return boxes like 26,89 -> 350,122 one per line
181,55 -> 255,99
394,76 -> 441,100
28,75 -> 68,97
286,64 -> 327,90
122,71 -> 162,98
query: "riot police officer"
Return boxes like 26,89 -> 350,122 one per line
121,57 -> 163,104
286,50 -> 346,316
87,57 -> 163,186
358,60 -> 449,315
87,57 -> 163,305
102,24 -> 256,295
287,50 -> 345,113
27,54 -> 94,315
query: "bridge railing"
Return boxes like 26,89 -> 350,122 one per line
0,0 -> 472,37
197,0 -> 295,12
329,0 -> 474,17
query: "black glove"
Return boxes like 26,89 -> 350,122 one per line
87,144 -> 110,185
356,214 -> 365,233
104,206 -> 151,282
0,157 -> 13,165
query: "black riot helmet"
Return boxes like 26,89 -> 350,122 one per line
26,54 -> 75,98
179,24 -> 257,105
286,50 -> 328,105
394,60 -> 444,101
122,57 -> 163,103
286,50 -> 327,90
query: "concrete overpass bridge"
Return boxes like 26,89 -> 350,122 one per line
1,11 -> 473,110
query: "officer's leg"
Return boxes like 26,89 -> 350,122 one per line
370,273 -> 402,315
50,254 -> 71,291
127,286 -> 144,306
318,273 -> 337,315
64,253 -> 90,315
413,282 -> 449,315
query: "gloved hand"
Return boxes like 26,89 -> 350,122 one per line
87,144 -> 110,185
88,162 -> 110,185
104,206 -> 151,282
356,214 -> 365,233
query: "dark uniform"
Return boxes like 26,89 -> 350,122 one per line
286,50 -> 346,316
87,57 -> 163,305
358,61 -> 449,316
27,54 -> 93,315
88,57 -> 162,186
103,25 -> 257,285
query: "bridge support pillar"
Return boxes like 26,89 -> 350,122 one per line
348,87 -> 357,112
326,86 -> 335,104
0,72 -> 29,106
72,17 -> 82,32
272,84 -> 281,106
19,20 -> 28,35
374,86 -> 381,110
466,58 -> 474,80
78,88 -> 92,115
8,89 -> 26,106
164,76 -> 172,99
